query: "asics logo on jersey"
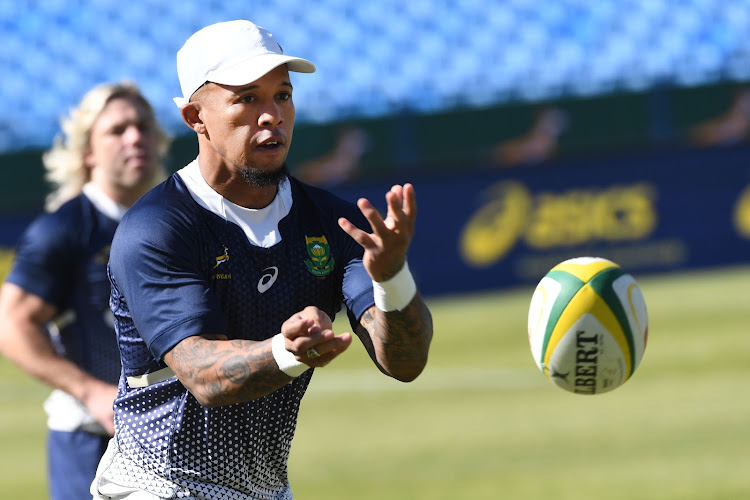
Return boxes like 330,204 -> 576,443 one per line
214,245 -> 229,268
258,266 -> 279,293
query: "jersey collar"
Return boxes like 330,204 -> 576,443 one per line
81,183 -> 129,222
177,158 -> 293,247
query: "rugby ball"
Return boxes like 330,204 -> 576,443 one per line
527,257 -> 648,395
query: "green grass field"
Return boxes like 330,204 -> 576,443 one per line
2,264 -> 749,499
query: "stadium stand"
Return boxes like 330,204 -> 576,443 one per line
2,0 -> 750,153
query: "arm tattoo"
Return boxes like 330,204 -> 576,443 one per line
165,335 -> 291,406
356,294 -> 433,381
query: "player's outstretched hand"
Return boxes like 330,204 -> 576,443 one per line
338,183 -> 417,282
280,306 -> 352,368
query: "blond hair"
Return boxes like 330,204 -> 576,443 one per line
43,81 -> 170,212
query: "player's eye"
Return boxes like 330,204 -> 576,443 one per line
239,94 -> 255,103
278,91 -> 292,101
137,120 -> 153,133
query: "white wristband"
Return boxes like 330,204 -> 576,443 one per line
271,333 -> 309,378
372,262 -> 417,312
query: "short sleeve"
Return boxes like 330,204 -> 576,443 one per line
5,212 -> 76,308
109,201 -> 227,360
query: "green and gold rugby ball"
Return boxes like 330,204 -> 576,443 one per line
528,257 -> 648,395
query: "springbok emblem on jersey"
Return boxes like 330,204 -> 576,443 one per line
304,235 -> 335,277
214,245 -> 230,269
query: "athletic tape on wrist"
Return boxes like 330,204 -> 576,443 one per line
372,262 -> 417,312
271,333 -> 309,378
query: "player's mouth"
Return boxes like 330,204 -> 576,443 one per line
126,152 -> 151,166
256,136 -> 285,152
124,150 -> 156,172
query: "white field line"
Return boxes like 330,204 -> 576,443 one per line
307,366 -> 545,394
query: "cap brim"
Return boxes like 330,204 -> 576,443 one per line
173,53 -> 315,107
207,53 -> 316,87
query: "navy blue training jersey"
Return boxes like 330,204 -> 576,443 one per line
6,194 -> 121,384
104,172 -> 374,499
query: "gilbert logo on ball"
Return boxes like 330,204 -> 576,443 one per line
527,257 -> 648,395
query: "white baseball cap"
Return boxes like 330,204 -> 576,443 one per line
173,20 -> 316,107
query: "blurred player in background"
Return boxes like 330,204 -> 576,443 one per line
0,81 -> 169,500
90,20 -> 433,499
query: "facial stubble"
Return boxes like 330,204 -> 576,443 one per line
239,162 -> 290,189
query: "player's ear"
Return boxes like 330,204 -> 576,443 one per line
82,146 -> 95,169
180,102 -> 206,134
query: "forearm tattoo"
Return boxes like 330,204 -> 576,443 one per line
166,335 -> 290,406
357,293 -> 433,380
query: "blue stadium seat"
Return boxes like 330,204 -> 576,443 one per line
3,0 -> 750,151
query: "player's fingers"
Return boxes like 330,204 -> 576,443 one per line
356,198 -> 390,236
280,315 -> 315,340
298,305 -> 333,330
390,184 -> 417,225
385,184 -> 418,235
301,333 -> 353,367
338,217 -> 378,249
283,306 -> 333,339
384,188 -> 403,229
402,183 -> 417,221
288,327 -> 335,354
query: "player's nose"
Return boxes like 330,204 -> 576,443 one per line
257,103 -> 284,128
122,124 -> 145,145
